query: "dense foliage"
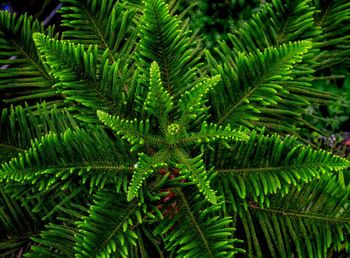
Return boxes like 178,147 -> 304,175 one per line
1,0 -> 350,257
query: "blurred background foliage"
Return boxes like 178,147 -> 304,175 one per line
0,0 -> 61,24
177,0 -> 264,48
1,0 -> 350,156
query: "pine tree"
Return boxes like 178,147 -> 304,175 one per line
0,0 -> 350,257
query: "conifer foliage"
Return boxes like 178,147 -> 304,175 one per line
0,0 -> 350,257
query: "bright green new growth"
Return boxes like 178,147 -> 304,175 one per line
98,61 -> 249,204
0,0 -> 350,257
